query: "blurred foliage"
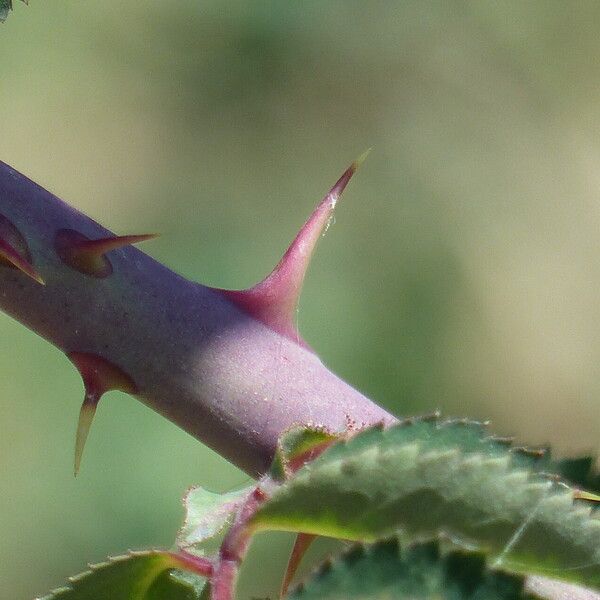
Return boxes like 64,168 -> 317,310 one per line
2,2 -> 600,598
287,538 -> 534,600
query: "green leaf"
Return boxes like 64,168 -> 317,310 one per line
252,418 -> 600,590
168,570 -> 207,599
198,582 -> 211,600
145,571 -> 199,600
177,485 -> 252,549
38,551 -> 201,600
0,0 -> 11,22
287,537 -> 537,599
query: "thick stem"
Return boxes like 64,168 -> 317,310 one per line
0,161 -> 596,600
0,160 -> 392,476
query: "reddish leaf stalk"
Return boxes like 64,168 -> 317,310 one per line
172,551 -> 215,579
212,487 -> 267,600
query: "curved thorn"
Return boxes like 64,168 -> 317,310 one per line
218,151 -> 370,346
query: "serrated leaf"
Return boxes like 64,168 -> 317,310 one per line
287,537 -> 538,599
177,485 -> 252,549
37,551 -> 201,600
252,419 -> 600,590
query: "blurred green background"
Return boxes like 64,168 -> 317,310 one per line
2,1 -> 600,598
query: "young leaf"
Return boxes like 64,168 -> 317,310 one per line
37,551 -> 203,600
270,425 -> 340,481
251,418 -> 600,590
177,485 -> 253,549
287,537 -> 537,599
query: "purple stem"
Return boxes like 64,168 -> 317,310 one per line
0,160 -> 596,600
0,159 -> 392,476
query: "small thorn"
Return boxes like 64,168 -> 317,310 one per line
280,533 -> 316,598
68,352 -> 137,475
0,214 -> 44,284
55,229 -> 157,278
217,153 -> 368,346
75,233 -> 158,255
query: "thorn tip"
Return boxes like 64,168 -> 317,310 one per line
352,147 -> 372,172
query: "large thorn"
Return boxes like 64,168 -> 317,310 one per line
55,229 -> 157,278
0,213 -> 44,284
218,151 -> 370,347
68,352 -> 138,476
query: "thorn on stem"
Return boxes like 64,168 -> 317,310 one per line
68,352 -> 138,475
55,229 -> 157,278
0,213 -> 44,284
